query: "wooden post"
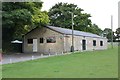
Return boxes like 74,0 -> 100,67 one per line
10,58 -> 12,63
41,54 -> 43,56
56,53 -> 57,55
32,55 -> 34,60
49,53 -> 50,56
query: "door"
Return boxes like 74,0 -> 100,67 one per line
82,40 -> 86,50
33,39 -> 38,52
65,36 -> 71,52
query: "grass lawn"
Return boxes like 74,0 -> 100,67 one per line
2,46 -> 118,78
0,49 -> 2,79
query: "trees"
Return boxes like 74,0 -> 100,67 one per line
115,27 -> 120,41
2,2 -> 50,52
103,28 -> 116,42
48,2 -> 103,35
86,24 -> 103,36
49,2 -> 92,31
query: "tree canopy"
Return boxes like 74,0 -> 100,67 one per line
103,28 -> 116,42
48,2 -> 102,35
2,2 -> 50,39
2,2 -> 50,52
115,27 -> 120,41
87,24 -> 103,35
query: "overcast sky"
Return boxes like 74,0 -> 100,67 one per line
41,0 -> 119,31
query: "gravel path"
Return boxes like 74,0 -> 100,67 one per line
1,52 -> 71,64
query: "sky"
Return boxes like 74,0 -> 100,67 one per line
41,0 -> 119,31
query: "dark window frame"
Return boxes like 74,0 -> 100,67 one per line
27,39 -> 33,44
40,38 -> 44,43
93,40 -> 96,46
100,41 -> 103,46
46,37 -> 56,43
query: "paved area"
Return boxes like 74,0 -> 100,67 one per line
1,52 -> 71,64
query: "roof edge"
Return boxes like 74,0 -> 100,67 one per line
45,26 -> 64,34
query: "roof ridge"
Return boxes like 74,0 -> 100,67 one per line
47,26 -> 99,36
46,26 -> 106,38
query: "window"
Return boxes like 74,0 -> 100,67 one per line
27,39 -> 33,44
100,41 -> 103,46
93,40 -> 96,46
40,38 -> 44,43
47,37 -> 56,43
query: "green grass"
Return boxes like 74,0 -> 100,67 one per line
0,49 -> 1,52
2,46 -> 118,78
0,49 -> 2,79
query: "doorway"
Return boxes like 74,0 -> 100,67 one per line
33,39 -> 38,52
82,39 -> 86,50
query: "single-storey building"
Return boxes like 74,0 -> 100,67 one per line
23,26 -> 108,54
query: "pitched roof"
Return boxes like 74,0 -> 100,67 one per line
46,26 -> 104,38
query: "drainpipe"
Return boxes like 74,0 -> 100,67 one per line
63,34 -> 65,53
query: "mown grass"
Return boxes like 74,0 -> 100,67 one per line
0,49 -> 2,79
2,46 -> 118,78
0,65 -> 1,80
